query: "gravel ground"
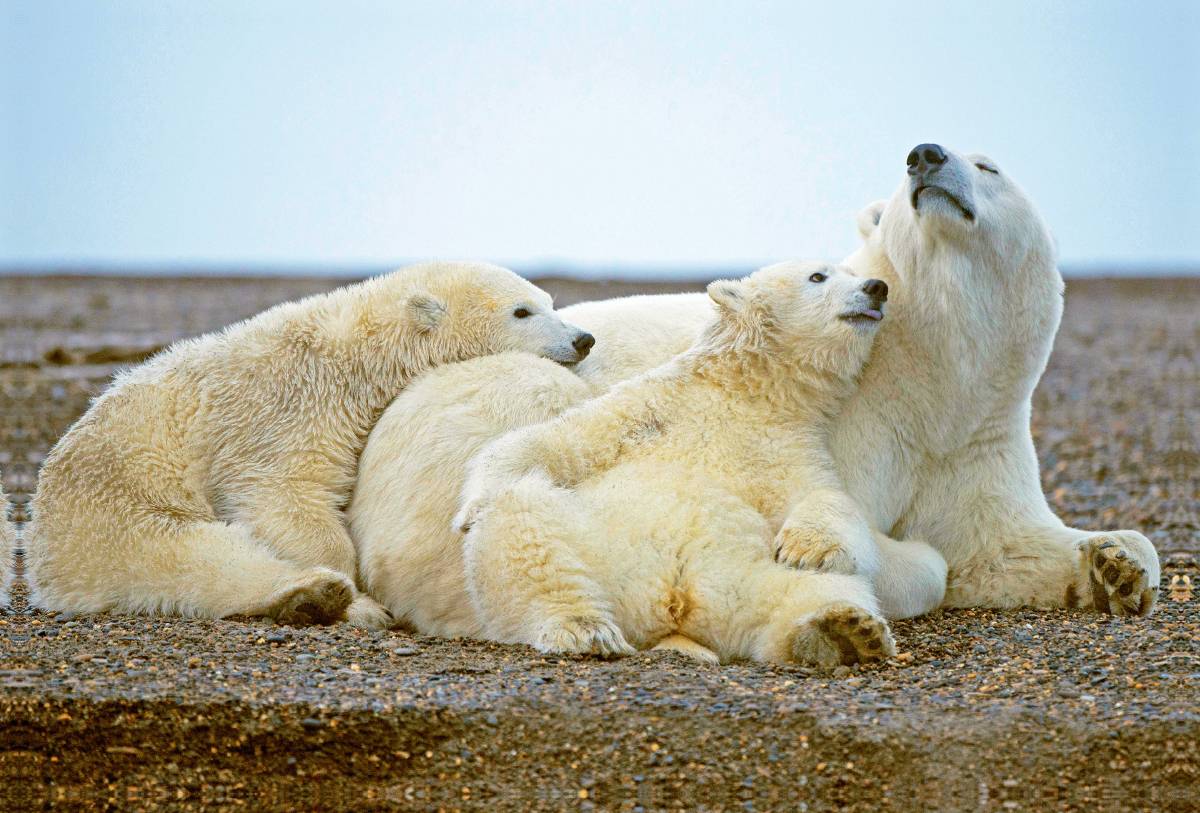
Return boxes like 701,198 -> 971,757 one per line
1,275 -> 1197,812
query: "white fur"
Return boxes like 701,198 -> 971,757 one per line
459,263 -> 896,665
351,147 -> 1158,633
28,262 -> 592,625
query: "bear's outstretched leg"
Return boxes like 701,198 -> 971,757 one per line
28,516 -> 354,624
463,473 -> 634,657
680,543 -> 894,666
942,524 -> 1159,617
913,441 -> 1160,616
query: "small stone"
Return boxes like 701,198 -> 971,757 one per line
301,718 -> 323,730
186,658 -> 202,668
846,677 -> 865,687
833,666 -> 853,678
1081,694 -> 1096,702
1058,688 -> 1080,698
485,715 -> 499,726
896,652 -> 914,663
54,612 -> 77,623
393,648 -> 419,657
73,653 -> 93,662
266,634 -> 288,644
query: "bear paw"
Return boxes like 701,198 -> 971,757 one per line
263,571 -> 354,627
651,633 -> 721,666
791,603 -> 896,667
536,615 -> 636,657
345,593 -> 398,630
774,524 -> 857,574
1080,532 -> 1159,617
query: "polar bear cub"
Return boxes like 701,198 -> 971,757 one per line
28,262 -> 594,626
457,261 -> 897,666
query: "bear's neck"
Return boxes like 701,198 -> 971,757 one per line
295,289 -> 441,425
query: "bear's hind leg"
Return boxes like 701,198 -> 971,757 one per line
29,516 -> 354,624
463,474 -> 634,656
686,554 -> 894,666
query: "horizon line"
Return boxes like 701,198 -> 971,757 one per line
3,262 -> 1200,282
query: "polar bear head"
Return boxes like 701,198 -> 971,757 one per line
852,144 -> 1060,305
848,144 -> 1063,395
364,261 -> 595,365
705,261 -> 888,377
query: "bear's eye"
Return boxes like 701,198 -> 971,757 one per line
513,307 -> 532,319
976,163 -> 998,174
808,273 -> 826,283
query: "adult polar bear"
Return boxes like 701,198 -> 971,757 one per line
350,144 -> 1159,638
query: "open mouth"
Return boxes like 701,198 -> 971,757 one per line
912,185 -> 975,222
840,308 -> 884,324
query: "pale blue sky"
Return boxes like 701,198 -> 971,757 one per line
3,1 -> 1198,276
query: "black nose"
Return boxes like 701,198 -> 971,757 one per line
863,279 -> 888,302
572,332 -> 595,357
906,143 -> 947,176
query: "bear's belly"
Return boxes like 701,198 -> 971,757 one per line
570,464 -> 776,648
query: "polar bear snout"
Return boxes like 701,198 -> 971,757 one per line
906,143 -> 947,175
839,279 -> 888,324
907,142 -> 976,222
572,331 -> 596,359
862,279 -> 888,306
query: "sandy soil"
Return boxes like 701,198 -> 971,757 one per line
1,275 -> 1197,812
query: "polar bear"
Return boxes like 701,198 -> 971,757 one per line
28,262 -> 595,626
456,262 -> 895,665
350,144 -> 1158,634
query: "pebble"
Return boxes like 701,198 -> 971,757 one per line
833,666 -> 852,678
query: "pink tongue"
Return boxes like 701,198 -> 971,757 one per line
864,309 -> 883,321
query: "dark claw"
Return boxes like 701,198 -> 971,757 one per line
1096,542 -> 1116,551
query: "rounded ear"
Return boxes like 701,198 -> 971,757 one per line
409,294 -> 447,332
707,279 -> 748,313
856,200 -> 887,241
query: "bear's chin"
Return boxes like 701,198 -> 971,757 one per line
913,187 -> 975,224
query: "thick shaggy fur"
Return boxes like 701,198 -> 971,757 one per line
350,147 -> 1157,635
28,262 -> 591,625
456,263 -> 895,665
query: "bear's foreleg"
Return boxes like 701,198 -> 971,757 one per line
914,440 -> 1159,616
942,523 -> 1159,617
774,489 -> 946,620
774,488 -> 880,577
